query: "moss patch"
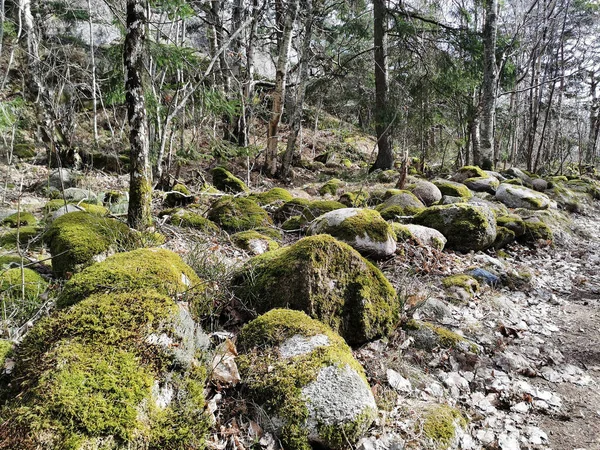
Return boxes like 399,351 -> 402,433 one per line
2,212 -> 37,228
338,190 -> 370,207
207,196 -> 272,232
433,179 -> 473,199
0,226 -> 40,249
170,209 -> 219,232
422,404 -> 467,446
274,199 -> 345,228
319,178 -> 344,196
212,167 -> 249,193
165,183 -> 194,207
44,199 -> 108,217
520,220 -> 553,244
0,267 -> 47,299
231,230 -> 280,253
232,235 -> 399,345
45,212 -> 132,278
252,187 -> 293,205
57,247 -> 203,309
0,340 -> 12,367
442,274 -> 479,296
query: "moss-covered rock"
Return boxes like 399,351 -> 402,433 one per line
274,199 -> 345,227
0,290 -> 211,449
495,184 -> 552,210
57,248 -> 203,309
496,214 -> 526,237
404,319 -> 477,353
44,199 -> 108,217
231,230 -> 280,255
0,254 -> 23,268
319,178 -> 344,196
212,167 -> 249,193
237,309 -> 377,450
0,340 -> 12,367
375,191 -> 425,219
252,187 -> 293,205
1,212 -> 37,228
0,226 -> 40,249
405,178 -> 442,206
391,223 -> 447,250
422,404 -> 467,447
412,204 -> 497,252
520,219 -> 553,244
338,190 -> 370,207
164,183 -> 194,207
376,170 -> 398,183
307,208 -> 397,259
442,274 -> 480,297
432,179 -> 473,199
566,177 -> 600,199
12,143 -> 36,159
207,196 -> 272,232
451,165 -> 487,183
45,212 -> 133,278
0,267 -> 47,299
493,226 -> 516,249
170,209 -> 220,232
232,235 -> 399,345
463,176 -> 499,194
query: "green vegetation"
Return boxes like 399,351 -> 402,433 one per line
422,404 -> 467,446
432,179 -> 473,199
252,187 -> 293,205
442,274 -> 480,296
211,166 -> 249,193
319,178 -> 344,196
207,196 -> 272,231
2,212 -> 37,228
231,230 -> 280,252
170,209 -> 220,232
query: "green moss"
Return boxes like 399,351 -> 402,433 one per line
237,309 -> 374,450
493,226 -> 516,249
12,143 -> 36,159
165,183 -> 194,207
253,187 -> 293,205
212,167 -> 249,193
0,267 -> 47,299
520,220 -> 553,244
422,404 -> 467,446
45,212 -> 132,277
252,226 -> 283,240
207,196 -> 272,232
390,223 -> 413,242
503,178 -> 523,186
338,190 -> 370,207
0,226 -> 39,249
0,290 -> 210,449
496,214 -> 526,237
0,340 -> 12,367
0,254 -> 23,268
319,178 -> 343,196
433,180 -> 473,199
44,199 -> 108,217
57,247 -> 203,309
442,274 -> 479,295
406,320 -> 474,351
232,235 -> 399,345
313,209 -> 393,245
376,170 -> 398,183
2,212 -> 37,228
275,199 -> 345,228
282,215 -> 306,230
171,209 -> 219,232
231,230 -> 280,252
456,165 -> 487,179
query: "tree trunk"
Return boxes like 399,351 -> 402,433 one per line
125,0 -> 152,230
279,0 -> 313,179
370,0 -> 393,172
265,0 -> 299,177
479,0 -> 498,170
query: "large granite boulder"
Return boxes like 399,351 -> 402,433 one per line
495,184 -> 552,210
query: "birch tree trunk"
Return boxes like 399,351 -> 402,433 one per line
479,0 -> 498,170
371,0 -> 393,172
125,0 -> 152,230
265,0 -> 299,177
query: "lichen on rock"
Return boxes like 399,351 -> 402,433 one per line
232,235 -> 399,345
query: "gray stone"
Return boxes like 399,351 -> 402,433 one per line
396,224 -> 447,250
279,334 -> 330,359
464,176 -> 499,194
495,184 -> 552,210
51,204 -> 85,221
63,187 -> 98,203
407,178 -> 442,206
532,178 -> 549,192
48,168 -> 77,189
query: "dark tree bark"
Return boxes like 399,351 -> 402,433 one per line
371,0 -> 393,172
125,0 -> 152,230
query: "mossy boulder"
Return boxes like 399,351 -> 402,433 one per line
412,204 -> 497,252
12,143 -> 36,159
450,165 -> 487,183
520,219 -> 553,244
237,309 -> 377,450
170,209 -> 219,233
376,170 -> 398,183
231,230 -> 280,255
164,183 -> 194,207
207,196 -> 272,232
0,267 -> 47,300
0,254 -> 23,268
232,235 -> 399,345
252,187 -> 293,205
0,290 -> 211,449
495,184 -> 552,210
463,176 -> 499,194
422,404 -> 467,447
503,167 -> 534,186
57,248 -> 203,309
274,199 -> 345,228
307,208 -> 397,259
338,190 -> 370,207
63,187 -> 99,204
0,340 -> 12,367
566,177 -> 600,199
406,178 -> 442,206
442,274 -> 480,298
212,166 -> 249,193
0,226 -> 40,249
392,224 -> 446,250
45,212 -> 133,278
375,191 -> 425,219
1,212 -> 37,228
432,179 -> 473,199
404,319 -> 477,353
496,214 -> 526,237
493,226 -> 517,250
319,178 -> 344,196
44,199 -> 108,218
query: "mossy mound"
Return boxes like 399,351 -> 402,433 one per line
566,177 -> 600,199
422,404 -> 467,447
207,196 -> 272,232
0,226 -> 40,249
0,267 -> 47,299
212,167 -> 249,193
0,290 -> 211,450
2,212 -> 37,228
496,214 -> 526,237
495,184 -> 552,210
493,226 -> 517,249
463,176 -> 499,194
164,183 -> 194,207
237,309 -> 377,450
0,254 -> 23,268
442,274 -> 480,297
44,199 -> 108,217
231,230 -> 280,255
338,190 -> 370,207
170,209 -> 220,233
412,204 -> 497,252
319,178 -> 344,196
307,208 -> 397,259
12,143 -> 36,159
376,170 -> 398,183
404,319 -> 478,353
375,191 -> 425,219
45,212 -> 133,278
252,187 -> 293,205
432,179 -> 473,199
451,165 -> 487,183
391,223 -> 446,250
57,248 -> 203,309
520,219 -> 554,244
0,340 -> 12,367
275,199 -> 345,228
232,235 -> 399,345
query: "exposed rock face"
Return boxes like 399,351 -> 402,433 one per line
308,208 -> 397,259
504,167 -> 534,186
237,309 -> 377,450
495,184 -> 552,210
532,178 -> 549,192
412,204 -> 497,252
232,235 -> 399,345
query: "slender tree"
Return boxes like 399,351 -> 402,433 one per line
125,0 -> 152,230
